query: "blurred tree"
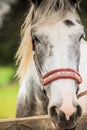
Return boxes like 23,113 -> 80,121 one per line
79,0 -> 87,40
0,0 -> 29,65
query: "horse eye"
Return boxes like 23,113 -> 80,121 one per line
79,34 -> 83,42
32,36 -> 40,50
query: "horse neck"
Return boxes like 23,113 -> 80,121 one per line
79,40 -> 87,91
79,40 -> 87,113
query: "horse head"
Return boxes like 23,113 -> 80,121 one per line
31,0 -> 84,129
17,0 -> 85,129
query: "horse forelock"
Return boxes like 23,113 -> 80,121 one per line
16,0 -> 80,81
32,0 -> 80,25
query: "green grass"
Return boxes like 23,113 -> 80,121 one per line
0,66 -> 15,86
0,66 -> 19,119
0,83 -> 19,119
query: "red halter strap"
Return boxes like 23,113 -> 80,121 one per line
41,68 -> 87,99
77,91 -> 87,98
41,68 -> 82,86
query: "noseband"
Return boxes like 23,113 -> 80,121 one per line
34,55 -> 87,99
41,68 -> 82,86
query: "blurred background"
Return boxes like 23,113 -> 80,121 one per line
0,0 -> 87,119
0,0 -> 29,118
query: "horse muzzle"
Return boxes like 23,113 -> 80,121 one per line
49,104 -> 82,130
42,68 -> 82,129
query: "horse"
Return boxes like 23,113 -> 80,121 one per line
16,0 -> 87,129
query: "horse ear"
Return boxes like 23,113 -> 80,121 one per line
30,0 -> 42,7
70,0 -> 80,5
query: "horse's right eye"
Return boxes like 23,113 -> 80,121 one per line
32,36 -> 40,51
32,36 -> 40,44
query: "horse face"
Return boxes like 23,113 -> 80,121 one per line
32,10 -> 84,130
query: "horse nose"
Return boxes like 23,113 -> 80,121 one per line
49,105 -> 76,121
59,92 -> 77,120
59,102 -> 76,120
49,104 -> 82,129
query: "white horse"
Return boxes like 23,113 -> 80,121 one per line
16,0 -> 87,129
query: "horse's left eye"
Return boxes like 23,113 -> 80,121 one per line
32,35 -> 40,50
79,34 -> 83,42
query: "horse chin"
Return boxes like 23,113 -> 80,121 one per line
51,121 -> 76,130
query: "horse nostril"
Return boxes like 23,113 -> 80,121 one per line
49,106 -> 59,128
58,110 -> 67,121
70,112 -> 76,121
75,105 -> 82,119
49,106 -> 58,118
70,105 -> 82,121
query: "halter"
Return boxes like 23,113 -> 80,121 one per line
41,68 -> 82,86
33,55 -> 87,99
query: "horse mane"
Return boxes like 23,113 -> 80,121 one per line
15,6 -> 34,80
16,0 -> 80,81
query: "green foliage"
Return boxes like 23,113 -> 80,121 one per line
0,83 -> 19,118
